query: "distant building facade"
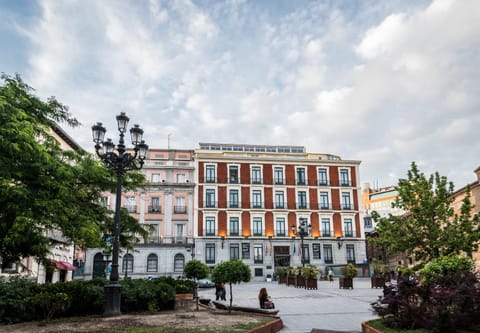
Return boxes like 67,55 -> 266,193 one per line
84,149 -> 195,279
451,166 -> 480,270
194,143 -> 366,279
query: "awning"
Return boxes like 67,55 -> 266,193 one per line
51,260 -> 77,271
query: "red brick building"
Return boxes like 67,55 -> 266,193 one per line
194,143 -> 366,279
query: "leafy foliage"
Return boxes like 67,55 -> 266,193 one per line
341,263 -> 358,279
0,74 -> 147,263
212,260 -> 251,312
120,279 -> 175,313
183,259 -> 209,310
372,162 -> 480,262
373,257 -> 480,332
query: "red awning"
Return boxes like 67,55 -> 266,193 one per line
50,260 -> 77,271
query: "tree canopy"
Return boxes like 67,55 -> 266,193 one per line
0,74 -> 145,265
212,259 -> 251,312
372,162 -> 480,263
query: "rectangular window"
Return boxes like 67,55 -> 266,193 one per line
254,268 -> 263,277
229,217 -> 239,236
275,191 -> 285,208
229,189 -> 239,208
147,256 -> 158,272
275,217 -> 286,236
274,167 -> 284,184
319,191 -> 330,209
301,245 -> 310,264
125,196 -> 136,213
312,244 -> 321,259
151,173 -> 161,183
205,243 -> 215,264
297,191 -> 307,209
251,166 -> 262,184
346,244 -> 355,264
230,244 -> 240,260
344,218 -> 354,237
205,217 -> 216,236
318,168 -> 328,185
321,218 -> 331,237
206,165 -> 216,183
252,190 -> 262,208
149,197 -> 161,213
341,192 -> 352,210
176,173 -> 185,183
324,245 -> 333,264
297,168 -> 306,185
252,217 -> 263,236
229,165 -> 239,183
147,224 -> 159,243
242,243 -> 250,259
174,197 -> 186,213
254,245 -> 263,264
340,169 -> 350,186
206,189 -> 216,208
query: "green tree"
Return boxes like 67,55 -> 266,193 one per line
183,259 -> 210,310
0,74 -> 145,265
211,259 -> 251,313
372,162 -> 480,263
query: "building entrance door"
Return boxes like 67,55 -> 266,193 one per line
274,246 -> 290,271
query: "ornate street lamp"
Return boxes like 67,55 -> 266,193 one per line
292,220 -> 312,267
92,112 -> 148,316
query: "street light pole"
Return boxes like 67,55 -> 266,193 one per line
292,220 -> 312,267
92,113 -> 148,316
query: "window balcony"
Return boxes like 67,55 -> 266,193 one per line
274,178 -> 285,185
296,179 -> 307,185
204,177 -> 217,183
206,258 -> 215,264
254,258 -> 264,264
252,231 -> 263,237
205,230 -> 216,236
321,231 -> 331,237
324,258 -> 333,264
148,205 -> 161,213
174,205 -> 186,214
125,206 -> 137,213
319,202 -> 331,210
251,202 -> 264,209
318,180 -> 330,186
275,230 -> 286,237
229,231 -> 239,236
344,230 -> 354,237
296,202 -> 309,209
341,203 -> 353,210
228,201 -> 241,208
202,201 -> 218,208
275,202 -> 285,209
229,177 -> 239,184
251,178 -> 263,184
340,180 -> 352,186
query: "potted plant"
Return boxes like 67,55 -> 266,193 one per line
277,267 -> 287,284
294,266 -> 304,288
370,259 -> 388,288
302,264 -> 320,290
286,266 -> 296,286
339,263 -> 357,289
266,273 -> 272,282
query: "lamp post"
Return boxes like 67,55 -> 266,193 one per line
291,220 -> 311,267
92,112 -> 148,316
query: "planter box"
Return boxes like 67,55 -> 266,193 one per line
175,293 -> 194,310
305,278 -> 317,290
278,276 -> 287,284
287,276 -> 295,286
295,277 -> 305,288
339,277 -> 353,289
371,277 -> 386,289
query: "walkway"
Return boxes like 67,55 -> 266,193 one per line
198,278 -> 382,333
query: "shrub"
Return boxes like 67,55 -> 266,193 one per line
175,277 -> 196,294
341,263 -> 358,279
26,291 -> 71,321
0,277 -> 39,324
373,256 -> 480,332
121,279 -> 175,312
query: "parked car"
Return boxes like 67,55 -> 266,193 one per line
197,278 -> 215,288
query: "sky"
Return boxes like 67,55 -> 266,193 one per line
1,0 -> 479,190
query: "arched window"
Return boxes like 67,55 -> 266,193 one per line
174,254 -> 185,272
122,254 -> 134,273
93,252 -> 106,279
147,253 -> 158,272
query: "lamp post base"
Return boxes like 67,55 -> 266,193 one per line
104,283 -> 122,316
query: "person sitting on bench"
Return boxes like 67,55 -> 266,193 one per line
258,287 -> 274,309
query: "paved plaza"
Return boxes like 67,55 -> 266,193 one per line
198,278 -> 382,333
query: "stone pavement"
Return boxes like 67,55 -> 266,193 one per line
198,278 -> 382,333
